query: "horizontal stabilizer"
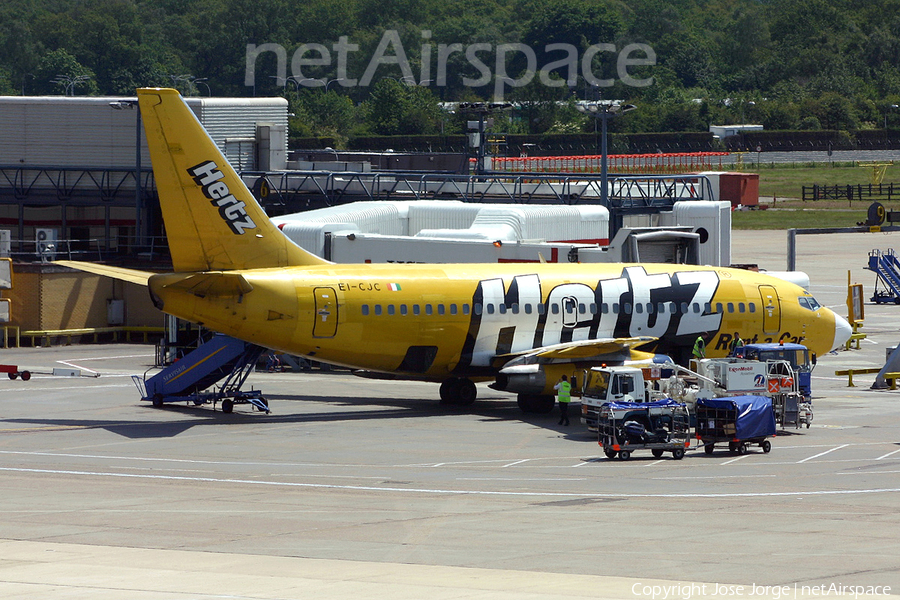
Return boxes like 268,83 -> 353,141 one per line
56,260 -> 153,286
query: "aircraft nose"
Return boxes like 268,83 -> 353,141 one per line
832,312 -> 853,351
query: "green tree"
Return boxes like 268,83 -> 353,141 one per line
362,78 -> 442,135
31,49 -> 97,95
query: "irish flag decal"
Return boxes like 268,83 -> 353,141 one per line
388,283 -> 401,291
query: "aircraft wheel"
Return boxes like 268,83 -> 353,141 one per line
704,444 -> 714,455
221,398 -> 234,414
152,395 -> 163,408
672,448 -> 685,460
439,378 -> 461,403
619,450 -> 631,460
604,449 -> 618,459
652,449 -> 664,458
457,379 -> 477,405
762,440 -> 772,453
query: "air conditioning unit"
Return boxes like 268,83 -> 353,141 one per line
36,228 -> 58,262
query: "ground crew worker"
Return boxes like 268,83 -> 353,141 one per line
692,334 -> 706,360
555,375 -> 572,426
729,333 -> 744,356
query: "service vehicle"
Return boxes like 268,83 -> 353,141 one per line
732,342 -> 814,399
598,399 -> 691,460
694,395 -> 776,455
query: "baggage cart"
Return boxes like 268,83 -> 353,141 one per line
695,395 -> 776,455
598,399 -> 691,460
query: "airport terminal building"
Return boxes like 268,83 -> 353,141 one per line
0,94 -> 288,336
0,94 -> 289,261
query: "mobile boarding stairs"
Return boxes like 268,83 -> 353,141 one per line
132,334 -> 269,413
867,249 -> 900,304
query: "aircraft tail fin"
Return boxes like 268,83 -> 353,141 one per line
136,88 -> 329,272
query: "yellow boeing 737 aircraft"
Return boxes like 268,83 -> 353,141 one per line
60,89 -> 852,413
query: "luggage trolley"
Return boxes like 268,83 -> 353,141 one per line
598,399 -> 691,460
695,395 -> 776,455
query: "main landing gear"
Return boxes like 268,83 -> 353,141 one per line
439,377 -> 477,405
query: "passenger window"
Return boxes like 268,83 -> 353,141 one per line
624,303 -> 632,315
449,304 -> 457,315
579,303 -> 586,314
474,303 -> 482,315
524,304 -> 532,314
511,303 -> 519,314
499,304 -> 507,314
680,302 -> 688,314
692,303 -> 700,313
749,302 -> 756,313
601,303 -> 609,314
727,302 -> 734,313
590,303 -> 598,314
538,304 -> 546,315
635,303 -> 643,314
400,304 -> 408,315
738,303 -> 745,313
612,303 -> 619,314
437,304 -> 445,315
462,304 -> 470,315
704,302 -> 712,313
374,304 -> 382,316
387,305 -> 395,315
487,304 -> 495,315
425,304 -> 433,315
551,304 -> 560,315
413,304 -> 420,315
362,304 -> 369,316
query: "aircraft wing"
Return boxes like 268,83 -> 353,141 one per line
492,336 -> 658,369
55,260 -> 153,286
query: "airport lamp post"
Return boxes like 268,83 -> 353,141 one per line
885,104 -> 898,132
110,100 -> 143,251
576,102 -> 636,206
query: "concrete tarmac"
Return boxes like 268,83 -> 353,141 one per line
1,230 -> 899,599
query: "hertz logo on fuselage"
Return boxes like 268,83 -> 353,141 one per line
187,160 -> 257,234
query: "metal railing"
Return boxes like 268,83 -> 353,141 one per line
802,183 -> 900,202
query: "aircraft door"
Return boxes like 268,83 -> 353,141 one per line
759,285 -> 781,334
562,296 -> 578,328
313,287 -> 338,338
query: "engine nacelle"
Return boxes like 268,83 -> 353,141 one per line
491,363 -> 586,396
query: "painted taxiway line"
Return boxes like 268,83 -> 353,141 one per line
2,466 -> 899,499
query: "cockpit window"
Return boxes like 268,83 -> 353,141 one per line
799,296 -> 822,311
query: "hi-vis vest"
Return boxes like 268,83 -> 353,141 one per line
557,381 -> 572,403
